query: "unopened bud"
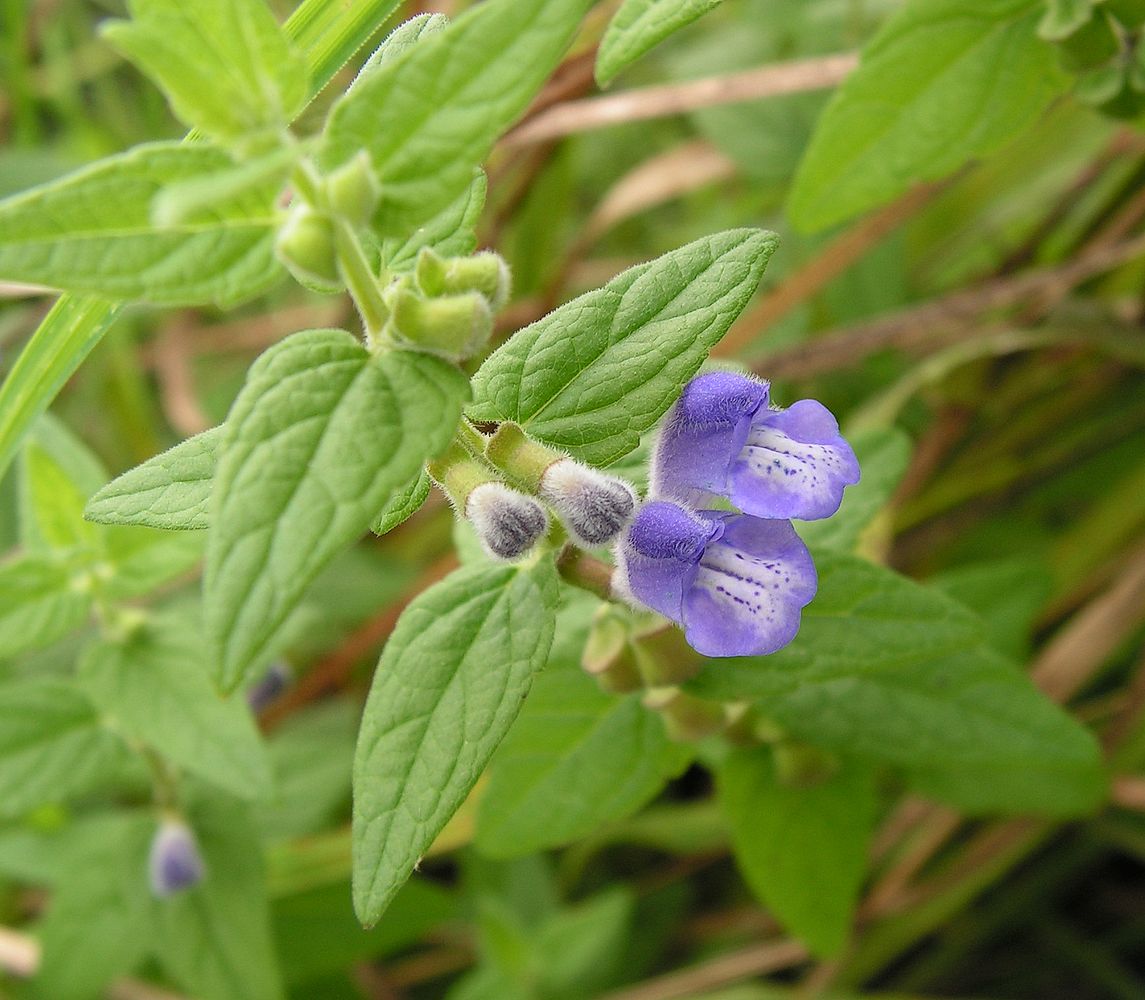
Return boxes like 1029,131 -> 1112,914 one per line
246,660 -> 292,713
582,608 -> 644,693
325,152 -> 381,228
386,284 -> 492,361
642,687 -> 727,742
465,482 -> 548,561
540,459 -> 637,547
275,205 -> 340,293
149,819 -> 205,897
417,248 -> 511,310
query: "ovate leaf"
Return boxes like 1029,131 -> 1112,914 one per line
688,553 -> 1105,815
36,812 -> 154,1000
370,469 -> 432,536
788,0 -> 1069,232
353,560 -> 559,926
0,679 -> 130,817
378,169 -> 487,273
476,666 -> 691,856
0,142 -> 284,307
596,0 -> 724,86
80,613 -> 272,799
205,330 -> 468,691
103,0 -> 308,145
0,555 -> 91,659
469,229 -> 778,465
86,427 -> 220,531
718,748 -> 876,957
152,794 -> 284,1000
320,0 -> 592,232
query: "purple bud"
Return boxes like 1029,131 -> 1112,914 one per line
149,819 -> 205,897
246,660 -> 292,712
540,459 -> 637,547
466,482 -> 549,560
653,372 -> 859,521
615,500 -> 816,658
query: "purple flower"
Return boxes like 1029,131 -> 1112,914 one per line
652,372 -> 860,520
149,819 -> 205,897
615,500 -> 817,658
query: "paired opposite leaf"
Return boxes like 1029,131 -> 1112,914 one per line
718,748 -> 876,957
689,553 -> 1105,816
0,680 -> 130,817
596,0 -> 724,86
103,0 -> 308,145
86,427 -> 220,531
353,561 -> 559,926
205,330 -> 468,691
0,143 -> 284,307
79,614 -> 272,799
468,229 -> 778,465
370,469 -> 432,536
0,555 -> 91,659
320,0 -> 593,232
788,0 -> 1068,232
476,665 -> 692,857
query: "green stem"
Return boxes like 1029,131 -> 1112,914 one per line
334,218 -> 390,344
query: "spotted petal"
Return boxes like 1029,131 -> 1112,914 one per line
682,514 -> 817,657
652,372 -> 769,504
730,400 -> 861,520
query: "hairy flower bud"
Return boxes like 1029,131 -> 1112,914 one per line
275,205 -> 340,293
465,482 -> 549,561
416,248 -> 511,311
149,819 -> 205,897
385,284 -> 492,361
246,660 -> 292,712
540,459 -> 637,547
325,152 -> 381,228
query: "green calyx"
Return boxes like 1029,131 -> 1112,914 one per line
484,421 -> 563,491
383,282 -> 493,361
275,205 -> 341,293
325,151 -> 381,229
416,247 -> 511,310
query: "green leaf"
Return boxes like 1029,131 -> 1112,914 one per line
378,169 -> 487,273
469,229 -> 778,465
370,469 -> 432,536
36,812 -> 155,1000
718,748 -> 876,957
79,613 -> 272,799
688,553 -> 1105,815
0,0 -> 404,483
353,559 -> 559,926
102,0 -> 308,145
205,330 -> 468,691
152,794 -> 284,1000
0,142 -> 284,307
476,665 -> 691,856
797,426 -> 911,554
319,0 -> 592,232
788,0 -> 1069,232
85,427 -> 220,531
0,679 -> 130,817
595,0 -> 724,86
0,554 -> 91,659
348,13 -> 450,92
18,413 -> 106,557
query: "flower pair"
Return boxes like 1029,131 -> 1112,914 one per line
615,372 -> 859,658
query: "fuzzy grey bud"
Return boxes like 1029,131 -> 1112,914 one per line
149,819 -> 205,897
540,459 -> 637,547
466,482 -> 549,561
246,660 -> 292,712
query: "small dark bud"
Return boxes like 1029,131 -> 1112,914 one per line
540,459 -> 637,547
466,482 -> 548,561
149,819 -> 205,897
246,660 -> 292,712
